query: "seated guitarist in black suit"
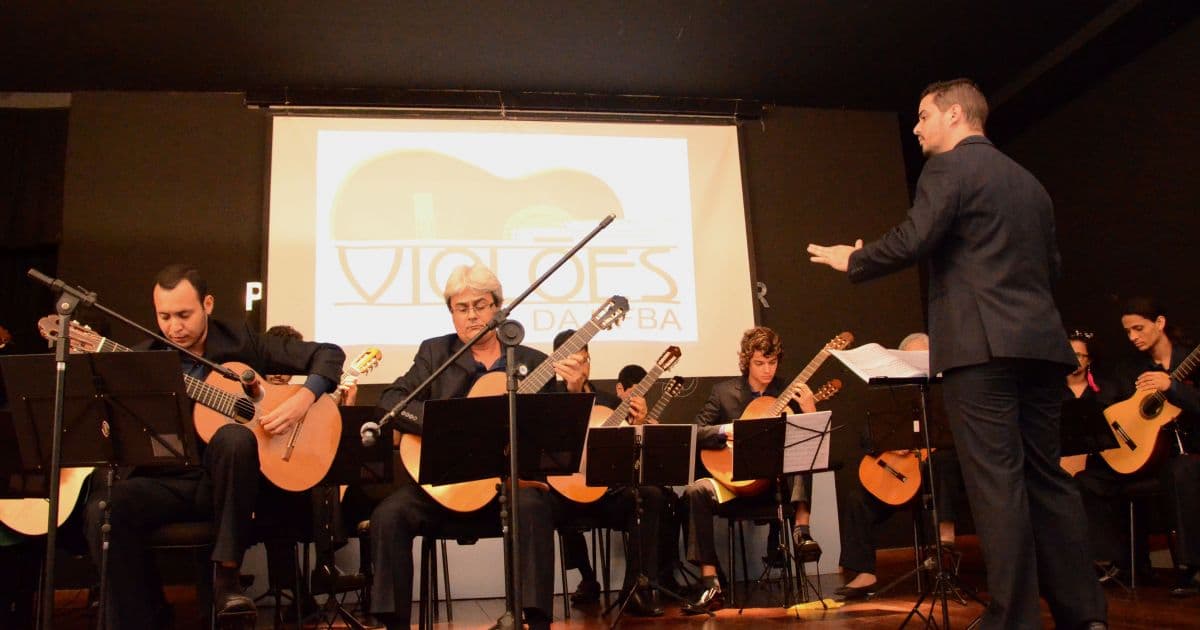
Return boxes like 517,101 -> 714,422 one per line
1075,297 -> 1200,595
835,333 -> 968,600
548,333 -> 668,616
83,264 -> 345,629
680,326 -> 818,613
368,264 -> 557,630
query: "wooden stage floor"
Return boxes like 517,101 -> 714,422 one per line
47,536 -> 1200,628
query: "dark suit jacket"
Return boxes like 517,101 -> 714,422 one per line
693,375 -> 799,449
377,332 -> 549,435
848,135 -> 1075,375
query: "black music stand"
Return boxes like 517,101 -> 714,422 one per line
0,350 -> 198,630
311,405 -> 394,630
586,424 -> 699,627
867,378 -> 984,630
1059,397 -> 1118,459
417,393 -> 595,485
731,411 -> 836,613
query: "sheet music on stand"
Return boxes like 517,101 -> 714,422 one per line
828,343 -> 930,382
783,410 -> 834,474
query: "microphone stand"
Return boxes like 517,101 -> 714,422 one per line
25,268 -> 249,630
362,214 -> 614,629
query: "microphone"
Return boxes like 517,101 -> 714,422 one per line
240,369 -> 264,402
360,421 -> 381,447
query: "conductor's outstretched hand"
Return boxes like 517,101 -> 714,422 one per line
807,239 -> 863,272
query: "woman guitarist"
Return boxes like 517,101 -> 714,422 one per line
1075,298 -> 1200,594
680,326 -> 819,614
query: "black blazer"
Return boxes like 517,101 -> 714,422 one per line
144,318 -> 346,384
848,135 -> 1075,375
693,375 -> 799,449
377,332 -> 549,435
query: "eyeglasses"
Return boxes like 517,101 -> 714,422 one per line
451,299 -> 496,316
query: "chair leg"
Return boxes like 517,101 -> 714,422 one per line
440,539 -> 453,622
726,520 -> 735,607
601,528 -> 613,607
358,522 -> 373,615
418,538 -> 431,630
558,532 -> 571,620
293,543 -> 304,630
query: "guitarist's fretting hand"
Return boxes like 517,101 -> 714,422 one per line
627,396 -> 648,425
554,355 -> 589,393
259,388 -> 317,435
792,383 -> 818,413
1136,371 -> 1172,393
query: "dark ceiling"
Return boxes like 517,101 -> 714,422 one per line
1,2 -> 1196,135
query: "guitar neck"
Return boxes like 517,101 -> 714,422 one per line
89,332 -> 253,421
768,349 -> 832,416
1171,344 -> 1200,383
603,364 -> 668,426
518,320 -> 603,393
646,389 -> 678,423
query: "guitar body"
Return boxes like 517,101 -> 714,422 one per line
0,467 -> 92,536
546,404 -> 617,504
859,451 -> 923,506
397,372 -> 507,513
699,396 -> 777,498
1059,454 -> 1088,477
194,362 -> 341,492
1100,390 -> 1182,475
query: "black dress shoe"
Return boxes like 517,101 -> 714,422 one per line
834,584 -> 873,601
682,581 -> 723,614
792,529 -> 823,558
1080,622 -> 1107,630
624,588 -> 664,617
570,578 -> 601,605
215,588 -> 256,618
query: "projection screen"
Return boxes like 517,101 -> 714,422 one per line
267,116 -> 757,384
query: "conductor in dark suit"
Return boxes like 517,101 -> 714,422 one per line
808,79 -> 1106,629
368,264 -> 557,630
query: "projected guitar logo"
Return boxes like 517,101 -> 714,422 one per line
330,151 -> 623,305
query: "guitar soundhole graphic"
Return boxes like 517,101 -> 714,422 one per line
1141,396 -> 1163,419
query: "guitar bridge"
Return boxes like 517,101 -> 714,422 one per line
1110,421 -> 1137,450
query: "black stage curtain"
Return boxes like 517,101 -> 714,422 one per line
0,107 -> 67,356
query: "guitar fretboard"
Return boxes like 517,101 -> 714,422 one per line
1158,343 -> 1200,404
82,331 -> 255,422
647,382 -> 682,422
768,349 -> 833,416
603,362 -> 670,427
519,320 -> 604,393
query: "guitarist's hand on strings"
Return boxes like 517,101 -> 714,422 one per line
554,355 -> 589,393
627,396 -> 648,425
793,383 -> 818,413
259,388 -> 317,435
1136,371 -> 1172,393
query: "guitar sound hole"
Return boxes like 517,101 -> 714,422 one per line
1141,396 -> 1163,419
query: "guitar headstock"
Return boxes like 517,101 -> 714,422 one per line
37,314 -> 105,353
349,347 -> 383,377
813,378 -> 843,402
826,331 -> 854,351
656,345 -> 682,371
591,296 -> 630,331
662,375 -> 684,397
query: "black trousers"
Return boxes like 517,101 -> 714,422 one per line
941,359 -> 1106,630
368,481 -> 555,627
1077,451 -> 1200,569
839,449 -> 966,574
552,485 -> 670,591
681,474 -> 808,568
83,424 -> 261,630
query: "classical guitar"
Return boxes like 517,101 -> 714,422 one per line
645,376 -> 685,424
37,315 -> 341,492
398,296 -> 629,513
0,468 -> 93,536
548,346 -> 681,504
1100,343 -> 1200,475
701,331 -> 854,497
859,449 -> 929,506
